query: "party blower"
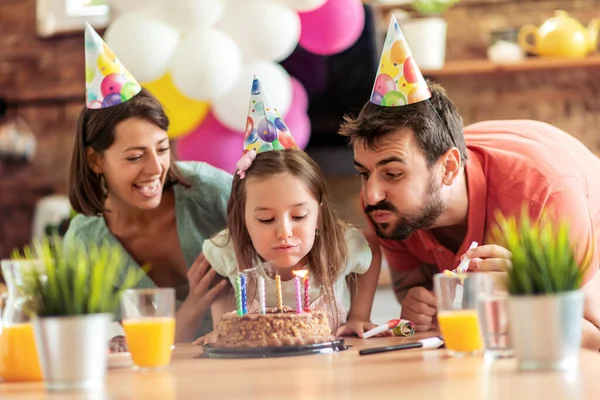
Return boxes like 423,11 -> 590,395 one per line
363,319 -> 415,339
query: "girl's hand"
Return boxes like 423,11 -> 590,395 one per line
192,330 -> 220,346
182,253 -> 228,316
336,319 -> 392,338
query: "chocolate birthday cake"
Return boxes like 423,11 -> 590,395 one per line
215,306 -> 334,348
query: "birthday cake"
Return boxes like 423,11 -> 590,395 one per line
215,306 -> 334,348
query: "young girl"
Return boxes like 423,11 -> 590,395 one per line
197,77 -> 385,341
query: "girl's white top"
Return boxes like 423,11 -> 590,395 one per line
203,226 -> 372,326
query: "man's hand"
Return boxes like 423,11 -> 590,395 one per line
465,244 -> 512,272
400,286 -> 437,331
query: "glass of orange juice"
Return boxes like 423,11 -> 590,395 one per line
434,273 -> 483,357
120,288 -> 175,372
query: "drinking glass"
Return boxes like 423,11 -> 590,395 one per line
472,272 -> 514,359
120,288 -> 175,372
434,273 -> 484,357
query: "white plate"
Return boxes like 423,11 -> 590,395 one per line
108,352 -> 132,369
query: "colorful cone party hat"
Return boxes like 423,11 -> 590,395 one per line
370,15 -> 431,107
243,76 -> 298,154
84,22 -> 142,109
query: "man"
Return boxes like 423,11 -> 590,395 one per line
339,16 -> 600,350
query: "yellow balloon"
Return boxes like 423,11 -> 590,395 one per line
143,73 -> 210,139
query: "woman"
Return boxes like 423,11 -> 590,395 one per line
64,88 -> 232,342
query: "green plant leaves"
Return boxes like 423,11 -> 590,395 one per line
11,237 -> 146,317
491,206 -> 589,295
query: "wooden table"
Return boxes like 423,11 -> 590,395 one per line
1,333 -> 599,399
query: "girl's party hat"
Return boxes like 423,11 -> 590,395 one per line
84,23 -> 142,109
243,76 -> 298,154
370,15 -> 431,107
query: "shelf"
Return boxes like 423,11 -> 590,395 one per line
421,55 -> 600,77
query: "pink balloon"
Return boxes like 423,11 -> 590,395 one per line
176,112 -> 244,174
284,105 -> 311,150
298,0 -> 365,56
290,76 -> 309,111
100,73 -> 127,97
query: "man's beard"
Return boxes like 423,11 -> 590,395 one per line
365,176 -> 444,241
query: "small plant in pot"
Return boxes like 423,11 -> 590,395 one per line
491,208 -> 591,371
13,238 -> 144,390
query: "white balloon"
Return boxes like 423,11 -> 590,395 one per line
274,0 -> 326,12
170,29 -> 243,101
148,0 -> 224,34
218,0 -> 300,62
104,13 -> 180,83
213,61 -> 292,132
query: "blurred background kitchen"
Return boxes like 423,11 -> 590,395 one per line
1,0 -> 599,322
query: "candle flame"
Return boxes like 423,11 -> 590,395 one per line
292,269 -> 309,278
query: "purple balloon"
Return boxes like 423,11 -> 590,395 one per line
257,118 -> 278,142
371,91 -> 384,105
101,92 -> 123,108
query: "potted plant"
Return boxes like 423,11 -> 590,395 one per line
13,238 -> 144,390
491,208 -> 590,371
393,0 -> 459,70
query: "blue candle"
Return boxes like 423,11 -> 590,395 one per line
240,274 -> 247,315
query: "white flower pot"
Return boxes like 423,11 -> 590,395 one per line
399,17 -> 448,70
32,313 -> 112,390
507,290 -> 584,371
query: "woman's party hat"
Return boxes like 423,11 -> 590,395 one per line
84,23 -> 142,109
370,15 -> 431,107
243,76 -> 298,154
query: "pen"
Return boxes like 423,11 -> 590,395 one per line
358,337 -> 444,356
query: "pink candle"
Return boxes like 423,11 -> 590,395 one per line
304,274 -> 310,311
293,270 -> 309,313
294,275 -> 302,314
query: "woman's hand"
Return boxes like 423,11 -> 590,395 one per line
108,335 -> 128,353
181,253 -> 228,317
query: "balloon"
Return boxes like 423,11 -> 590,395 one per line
391,39 -> 410,65
257,119 -> 278,142
121,82 -> 140,101
148,0 -> 224,34
175,112 -> 245,174
143,73 -> 210,139
403,57 -> 419,84
379,50 -> 401,78
275,0 -> 327,12
373,74 -> 396,96
102,93 -> 123,108
170,29 -> 243,101
104,12 -> 180,83
212,61 -> 292,132
280,46 -> 329,96
100,73 -> 127,97
283,105 -> 311,150
217,1 -> 301,62
371,91 -> 383,105
298,0 -> 365,56
381,91 -> 407,107
290,77 -> 308,111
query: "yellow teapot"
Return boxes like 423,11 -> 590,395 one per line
518,10 -> 600,58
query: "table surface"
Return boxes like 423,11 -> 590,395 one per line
0,333 -> 598,399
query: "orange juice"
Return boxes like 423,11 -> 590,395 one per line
123,318 -> 175,368
0,323 -> 43,382
437,310 -> 483,353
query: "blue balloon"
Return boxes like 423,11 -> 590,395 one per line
244,129 -> 259,147
273,117 -> 289,132
101,92 -> 123,108
251,79 -> 261,95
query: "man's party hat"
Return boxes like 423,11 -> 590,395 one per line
84,23 -> 142,109
370,15 -> 431,107
243,76 -> 298,153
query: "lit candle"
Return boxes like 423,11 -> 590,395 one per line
275,272 -> 283,312
293,270 -> 309,312
240,273 -> 247,315
235,275 -> 243,316
258,276 -> 266,314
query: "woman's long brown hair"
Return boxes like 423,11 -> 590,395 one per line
225,149 -> 347,328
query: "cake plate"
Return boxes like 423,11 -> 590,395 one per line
200,339 -> 348,359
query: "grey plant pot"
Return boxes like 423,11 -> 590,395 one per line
32,313 -> 112,390
507,290 -> 583,371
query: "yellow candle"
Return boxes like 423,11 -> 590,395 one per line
275,273 -> 283,312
